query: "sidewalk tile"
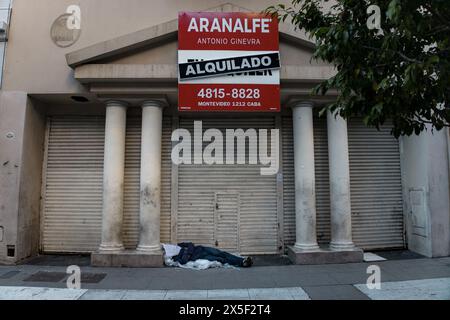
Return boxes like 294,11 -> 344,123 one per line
354,277 -> 450,300
79,289 -> 126,300
248,288 -> 299,300
303,285 -> 370,300
164,290 -> 208,300
121,290 -> 167,300
364,253 -> 387,262
207,289 -> 250,300
0,286 -> 86,300
286,287 -> 311,300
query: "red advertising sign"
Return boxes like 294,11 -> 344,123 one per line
178,12 -> 280,112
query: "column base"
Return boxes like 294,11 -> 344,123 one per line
136,244 -> 161,253
288,246 -> 363,265
329,242 -> 356,251
294,243 -> 320,252
99,244 -> 125,252
91,250 -> 164,268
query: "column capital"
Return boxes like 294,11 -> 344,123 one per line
288,100 -> 315,110
141,99 -> 168,109
105,100 -> 129,108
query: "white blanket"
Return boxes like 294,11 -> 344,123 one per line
164,256 -> 238,270
162,243 -> 181,258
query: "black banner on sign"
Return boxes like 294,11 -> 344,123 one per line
179,52 -> 280,80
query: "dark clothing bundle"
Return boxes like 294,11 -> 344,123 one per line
173,242 -> 244,267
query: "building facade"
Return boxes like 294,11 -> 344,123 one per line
0,0 -> 449,266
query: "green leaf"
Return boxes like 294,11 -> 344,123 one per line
374,103 -> 384,114
427,55 -> 440,65
387,0 -> 400,21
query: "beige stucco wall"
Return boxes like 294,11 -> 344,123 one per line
0,92 -> 25,263
16,98 -> 45,261
2,0 -> 326,94
0,92 -> 45,264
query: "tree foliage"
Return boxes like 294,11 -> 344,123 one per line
266,0 -> 450,137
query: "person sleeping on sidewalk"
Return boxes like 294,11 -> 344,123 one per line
163,242 -> 253,268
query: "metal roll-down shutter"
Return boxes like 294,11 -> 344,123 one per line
176,118 -> 278,255
42,115 -> 172,253
42,116 -> 105,252
348,119 -> 404,249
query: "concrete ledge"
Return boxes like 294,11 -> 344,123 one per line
288,246 -> 364,265
91,250 -> 164,268
66,20 -> 178,68
74,64 -> 336,84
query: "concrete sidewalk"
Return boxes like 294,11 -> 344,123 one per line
0,253 -> 449,300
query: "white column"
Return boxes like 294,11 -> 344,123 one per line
136,100 -> 164,252
292,102 -> 320,251
327,111 -> 355,250
99,100 -> 127,252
